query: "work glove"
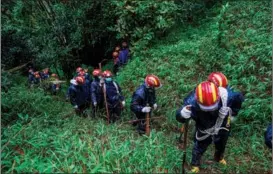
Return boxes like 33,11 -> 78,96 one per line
73,105 -> 78,109
122,101 -> 125,107
93,102 -> 97,107
230,116 -> 236,122
153,103 -> 158,110
141,106 -> 151,113
180,105 -> 191,119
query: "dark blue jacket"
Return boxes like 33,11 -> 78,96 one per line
130,83 -> 156,113
85,73 -> 92,83
118,48 -> 129,65
41,72 -> 50,80
176,86 -> 244,131
68,83 -> 90,106
104,81 -> 124,108
265,124 -> 272,149
91,78 -> 103,104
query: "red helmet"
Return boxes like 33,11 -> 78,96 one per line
112,51 -> 119,57
208,72 -> 228,88
92,69 -> 101,77
102,70 -> 112,78
75,76 -> 85,85
43,68 -> 49,74
195,81 -> 220,111
78,70 -> 85,76
51,73 -> 58,78
34,71 -> 40,78
76,67 -> 83,73
115,46 -> 120,52
145,74 -> 161,88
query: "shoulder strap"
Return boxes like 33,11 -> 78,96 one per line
219,87 -> 228,107
113,82 -> 120,94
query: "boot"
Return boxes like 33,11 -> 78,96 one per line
190,166 -> 200,173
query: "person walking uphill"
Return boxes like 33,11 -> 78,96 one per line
130,74 -> 161,135
68,76 -> 90,116
91,69 -> 104,116
112,51 -> 120,74
176,81 -> 244,173
118,41 -> 130,66
102,70 -> 125,123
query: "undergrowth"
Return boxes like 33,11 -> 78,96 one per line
1,0 -> 272,173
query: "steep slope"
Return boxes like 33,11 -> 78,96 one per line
2,1 -> 271,173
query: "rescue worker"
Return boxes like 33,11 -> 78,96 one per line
28,68 -> 35,86
68,76 -> 90,116
50,73 -> 61,95
112,51 -> 119,74
176,81 -> 244,173
33,71 -> 42,84
118,41 -> 130,66
115,46 -> 121,52
102,70 -> 125,123
91,69 -> 104,116
41,68 -> 50,80
265,124 -> 272,149
74,67 -> 83,78
84,68 -> 93,84
130,74 -> 161,134
208,72 -> 244,119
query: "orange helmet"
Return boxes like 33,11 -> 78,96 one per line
195,81 -> 220,111
34,71 -> 40,78
145,74 -> 161,88
115,46 -> 120,52
51,73 -> 58,78
102,70 -> 112,78
43,68 -> 49,74
76,67 -> 83,73
78,70 -> 85,76
92,69 -> 101,77
75,76 -> 85,85
112,51 -> 119,57
208,72 -> 228,88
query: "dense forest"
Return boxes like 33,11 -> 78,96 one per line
1,0 -> 272,173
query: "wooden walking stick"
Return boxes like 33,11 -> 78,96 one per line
182,120 -> 189,174
145,104 -> 150,136
99,61 -> 110,124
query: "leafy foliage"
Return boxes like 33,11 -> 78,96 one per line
1,0 -> 272,173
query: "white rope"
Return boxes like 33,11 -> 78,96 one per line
196,87 -> 231,141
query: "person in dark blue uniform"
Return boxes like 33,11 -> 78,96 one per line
130,74 -> 161,134
176,81 -> 244,173
102,70 -> 125,123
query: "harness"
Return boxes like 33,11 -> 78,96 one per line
195,87 -> 232,141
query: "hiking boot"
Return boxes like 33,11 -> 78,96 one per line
219,159 -> 227,165
190,166 -> 200,173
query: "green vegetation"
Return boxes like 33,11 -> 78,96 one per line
1,0 -> 272,173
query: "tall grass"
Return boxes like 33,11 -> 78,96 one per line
1,0 -> 272,173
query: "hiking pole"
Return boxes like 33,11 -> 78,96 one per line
145,104 -> 150,136
182,120 -> 190,174
99,60 -> 110,124
179,125 -> 185,143
102,82 -> 110,124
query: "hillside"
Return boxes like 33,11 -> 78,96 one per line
1,0 -> 272,173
